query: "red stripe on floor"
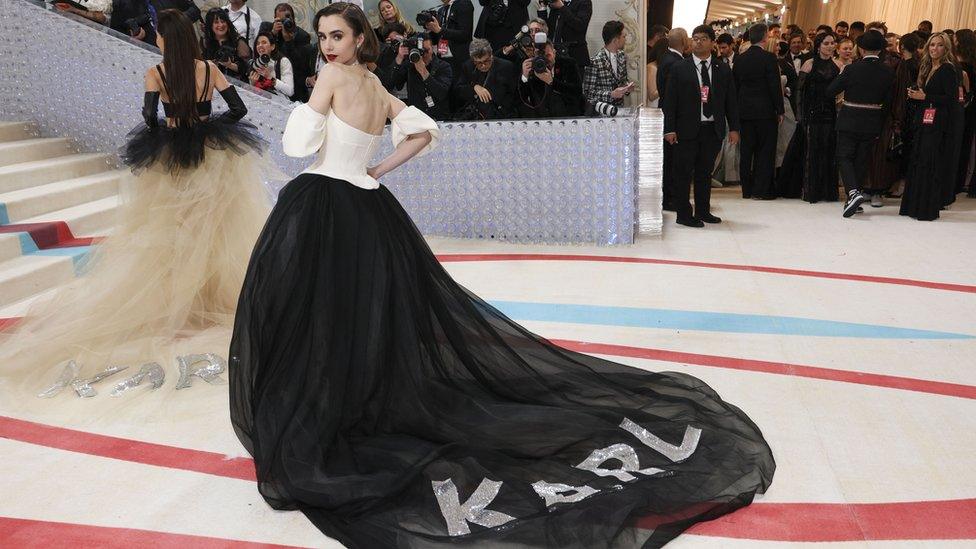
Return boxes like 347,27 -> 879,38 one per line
0,416 -> 256,481
436,253 -> 976,294
0,516 -> 307,548
2,414 -> 975,542
683,498 -> 976,541
550,339 -> 976,400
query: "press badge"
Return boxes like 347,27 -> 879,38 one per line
438,39 -> 450,56
922,108 -> 936,125
426,95 -> 435,108
700,85 -> 710,103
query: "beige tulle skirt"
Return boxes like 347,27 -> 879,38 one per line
0,146 -> 274,422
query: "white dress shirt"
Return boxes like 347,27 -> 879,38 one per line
224,4 -> 262,47
694,55 -> 714,122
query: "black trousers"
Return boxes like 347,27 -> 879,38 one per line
662,143 -> 674,209
739,118 -> 778,198
672,123 -> 721,219
836,130 -> 878,195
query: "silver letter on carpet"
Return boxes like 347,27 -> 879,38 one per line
531,481 -> 600,507
575,443 -> 664,481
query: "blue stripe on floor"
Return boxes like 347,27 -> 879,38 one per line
16,232 -> 39,254
0,203 -> 9,225
489,301 -> 974,340
28,246 -> 93,275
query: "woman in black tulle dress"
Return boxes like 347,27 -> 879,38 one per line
797,32 -> 841,203
229,5 -> 775,548
902,33 -> 961,221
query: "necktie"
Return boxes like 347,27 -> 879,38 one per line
700,60 -> 713,118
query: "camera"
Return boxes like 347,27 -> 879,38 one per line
281,17 -> 296,32
531,32 -> 549,75
593,101 -> 618,117
125,14 -> 151,35
217,44 -> 237,62
509,25 -> 530,48
408,35 -> 426,64
252,53 -> 272,70
416,9 -> 438,27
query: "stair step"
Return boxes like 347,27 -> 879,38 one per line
22,195 -> 120,238
0,170 -> 123,224
0,122 -> 33,144
0,233 -> 26,263
0,138 -> 74,168
0,153 -> 114,194
0,254 -> 78,309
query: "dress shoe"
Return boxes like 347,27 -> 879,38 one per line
742,193 -> 752,199
697,213 -> 722,223
676,217 -> 705,227
752,196 -> 776,200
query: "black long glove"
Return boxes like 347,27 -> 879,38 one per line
217,86 -> 248,123
142,91 -> 160,129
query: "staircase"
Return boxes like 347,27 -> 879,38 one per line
0,121 -> 124,318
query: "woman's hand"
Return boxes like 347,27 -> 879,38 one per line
907,87 -> 926,100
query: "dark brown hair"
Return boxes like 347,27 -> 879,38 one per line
157,9 -> 202,128
313,2 -> 380,64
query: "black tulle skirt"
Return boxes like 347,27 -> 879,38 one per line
229,174 -> 776,548
801,121 -> 839,203
119,118 -> 264,172
902,125 -> 953,221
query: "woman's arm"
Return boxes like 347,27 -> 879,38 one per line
646,64 -> 659,103
142,68 -> 161,128
275,58 -> 295,97
366,96 -> 434,179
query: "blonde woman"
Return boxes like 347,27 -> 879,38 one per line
901,32 -> 961,220
374,0 -> 413,39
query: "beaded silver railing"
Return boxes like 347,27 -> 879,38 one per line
0,0 -> 654,244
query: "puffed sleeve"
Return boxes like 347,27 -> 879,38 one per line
282,103 -> 328,158
390,106 -> 440,156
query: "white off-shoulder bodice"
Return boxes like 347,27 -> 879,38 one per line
282,103 -> 440,190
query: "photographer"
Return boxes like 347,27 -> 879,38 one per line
475,0 -> 530,52
149,0 -> 200,23
201,7 -> 252,81
222,0 -> 262,46
374,22 -> 410,96
421,0 -> 474,78
516,36 -> 583,118
249,31 -> 294,98
583,20 -> 634,110
497,17 -> 545,63
390,33 -> 454,120
53,0 -> 111,25
109,0 -> 156,44
455,38 -> 517,119
258,3 -> 311,63
535,0 -> 592,68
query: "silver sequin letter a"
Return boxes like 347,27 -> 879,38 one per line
431,478 -> 516,536
531,481 -> 600,507
575,443 -> 664,481
620,418 -> 702,462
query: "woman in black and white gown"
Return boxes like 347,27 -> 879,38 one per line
229,4 -> 775,547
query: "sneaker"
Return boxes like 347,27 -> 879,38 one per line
871,194 -> 883,208
843,190 -> 865,218
711,179 -> 724,188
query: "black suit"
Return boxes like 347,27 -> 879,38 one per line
455,57 -> 518,119
664,56 -> 740,219
826,56 -> 896,194
432,0 -> 475,74
779,57 -> 799,114
516,56 -> 583,118
475,0 -> 530,52
656,48 -> 683,210
734,45 -> 784,198
537,0 -> 592,68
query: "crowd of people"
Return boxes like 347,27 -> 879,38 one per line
651,18 -> 976,225
55,0 -> 646,122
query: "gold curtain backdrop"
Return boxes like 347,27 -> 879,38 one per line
790,0 -> 976,35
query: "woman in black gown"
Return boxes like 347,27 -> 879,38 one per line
797,31 -> 841,203
954,29 -> 976,197
902,32 -> 961,221
229,4 -> 775,548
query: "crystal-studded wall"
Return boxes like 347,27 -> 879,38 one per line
0,0 -> 647,244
